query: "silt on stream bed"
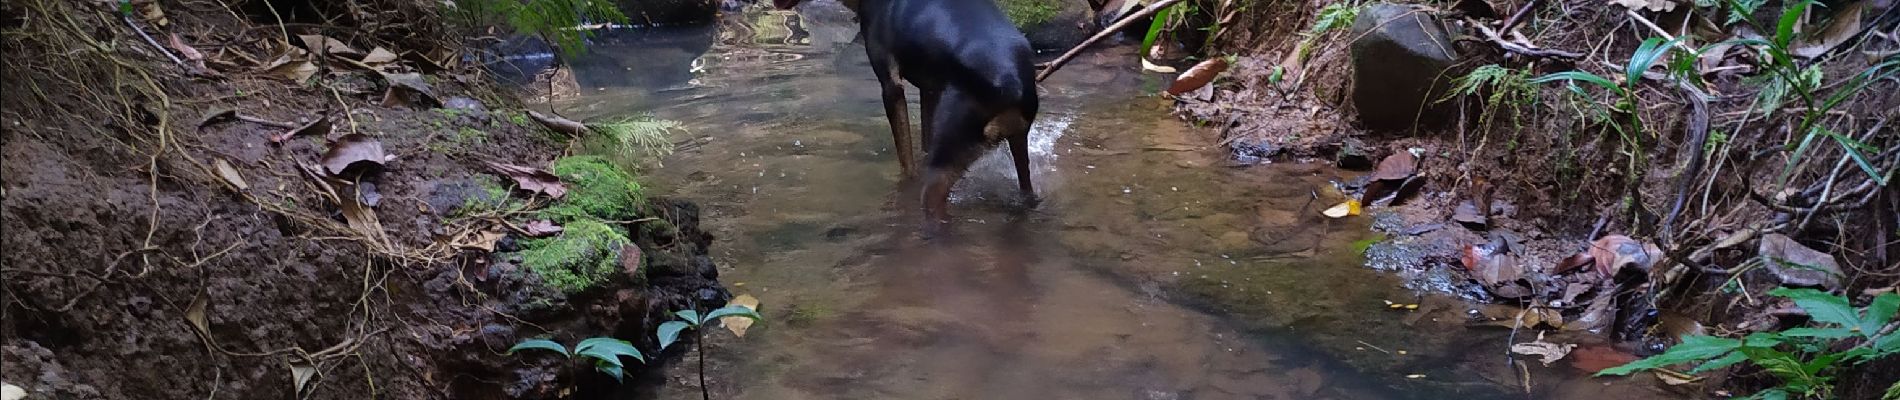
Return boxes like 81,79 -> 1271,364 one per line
528,3 -> 1684,399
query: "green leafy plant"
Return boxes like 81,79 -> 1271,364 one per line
588,116 -> 684,167
1139,3 -> 1181,59
1531,37 -> 1679,217
1599,288 -> 1899,399
657,304 -> 763,400
508,337 -> 647,381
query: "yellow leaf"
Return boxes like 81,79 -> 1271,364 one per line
720,294 -> 760,338
1141,58 -> 1177,74
1323,200 -> 1361,218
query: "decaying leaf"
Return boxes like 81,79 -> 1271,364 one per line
1165,58 -> 1229,96
131,0 -> 168,26
484,162 -> 567,199
459,230 -> 505,252
185,293 -> 210,339
297,34 -> 362,58
290,363 -> 317,395
166,33 -> 216,75
1321,200 -> 1361,218
361,47 -> 400,65
1758,233 -> 1843,290
380,72 -> 441,108
1462,243 -> 1529,298
320,134 -> 386,177
1553,252 -> 1595,275
526,110 -> 589,136
1452,199 -> 1487,228
262,49 -> 318,83
1588,235 -> 1660,277
523,220 -> 564,237
1141,58 -> 1178,73
270,114 -> 332,143
1653,369 -> 1703,386
338,182 -> 387,243
720,294 -> 761,337
1791,1 -> 1866,58
214,159 -> 248,190
1608,0 -> 1676,12
1509,334 -> 1576,366
1370,151 -> 1419,182
1567,344 -> 1639,373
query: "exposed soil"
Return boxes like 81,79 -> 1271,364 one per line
1,1 -> 730,399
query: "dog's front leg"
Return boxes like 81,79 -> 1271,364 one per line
867,54 -> 917,177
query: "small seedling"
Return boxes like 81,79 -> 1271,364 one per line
657,304 -> 763,400
508,337 -> 647,381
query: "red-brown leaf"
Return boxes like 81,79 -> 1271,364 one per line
1370,151 -> 1419,182
1165,58 -> 1229,96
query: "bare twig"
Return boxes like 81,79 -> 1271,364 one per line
1499,0 -> 1545,34
1467,19 -> 1582,59
123,16 -> 188,71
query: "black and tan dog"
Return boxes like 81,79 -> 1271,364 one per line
774,0 -> 1040,233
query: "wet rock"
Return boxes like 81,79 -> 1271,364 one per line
1349,4 -> 1459,131
1335,137 -> 1373,170
1004,0 -> 1098,51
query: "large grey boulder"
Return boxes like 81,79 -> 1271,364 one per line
1349,4 -> 1458,131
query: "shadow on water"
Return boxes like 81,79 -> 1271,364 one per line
518,2 -> 1684,399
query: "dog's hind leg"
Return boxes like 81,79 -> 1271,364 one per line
997,109 -> 1036,206
920,89 -> 998,233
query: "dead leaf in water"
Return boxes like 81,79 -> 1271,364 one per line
1321,200 -> 1361,218
269,114 -> 332,143
523,220 -> 563,237
1165,58 -> 1229,96
484,162 -> 567,199
320,134 -> 386,177
1510,333 -> 1576,366
526,110 -> 589,136
721,294 -> 761,337
1462,244 -> 1530,298
1567,344 -> 1639,373
214,159 -> 248,190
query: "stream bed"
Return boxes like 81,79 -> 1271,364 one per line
539,3 -> 1677,399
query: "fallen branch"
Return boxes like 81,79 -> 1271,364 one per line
1659,82 -> 1712,246
1036,0 -> 1189,82
1498,0 -> 1544,34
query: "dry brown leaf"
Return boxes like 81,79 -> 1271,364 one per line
262,50 -> 318,83
721,294 -> 761,337
618,243 -> 643,277
361,47 -> 400,65
214,159 -> 248,190
290,363 -> 317,395
380,72 -> 441,108
485,162 -> 567,199
1553,252 -> 1595,275
166,33 -> 217,75
338,182 -> 386,242
1370,151 -> 1419,182
1588,235 -> 1659,277
526,110 -> 589,136
198,107 -> 236,129
269,114 -> 332,143
185,294 -> 210,338
460,230 -> 505,252
297,34 -> 362,58
1452,199 -> 1487,228
1165,58 -> 1229,96
320,134 -> 386,177
1791,1 -> 1866,58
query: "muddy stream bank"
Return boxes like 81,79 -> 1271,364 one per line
527,4 -> 1680,399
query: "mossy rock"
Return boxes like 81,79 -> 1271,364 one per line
995,0 -> 1095,51
519,219 -> 632,294
543,156 -> 645,222
998,0 -> 1062,28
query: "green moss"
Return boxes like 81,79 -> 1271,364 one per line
998,0 -> 1060,28
453,179 -> 517,218
519,219 -> 630,293
542,156 -> 645,222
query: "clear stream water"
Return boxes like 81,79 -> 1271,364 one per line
541,4 -> 1675,400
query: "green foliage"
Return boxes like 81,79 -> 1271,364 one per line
509,337 -> 646,381
1140,3 -> 1179,58
452,0 -> 627,58
1295,2 -> 1361,61
1531,37 -> 1679,215
997,0 -> 1061,28
655,305 -> 763,351
518,219 -> 630,293
588,117 -> 683,167
453,178 -> 521,218
1599,288 -> 1900,399
1445,64 -> 1536,132
543,156 -> 646,222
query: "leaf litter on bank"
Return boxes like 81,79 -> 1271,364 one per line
484,162 -> 568,199
320,134 -> 387,177
262,48 -> 318,83
270,113 -> 332,143
380,72 -> 441,108
1588,235 -> 1661,277
1757,233 -> 1844,290
214,158 -> 248,190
